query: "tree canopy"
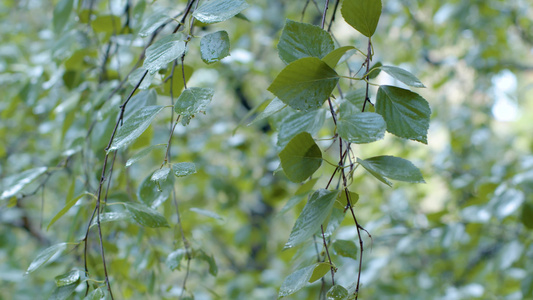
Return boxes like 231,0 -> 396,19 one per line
1,0 -> 532,299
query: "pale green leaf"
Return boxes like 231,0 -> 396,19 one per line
49,282 -> 78,300
333,239 -> 358,260
48,192 -> 96,230
248,97 -> 287,126
309,262 -> 331,283
85,287 -> 106,300
284,189 -> 339,249
341,0 -> 382,37
190,207 -> 223,220
268,57 -> 339,111
279,132 -> 322,183
128,67 -> 154,90
172,162 -> 196,177
123,202 -> 170,228
151,167 -> 171,182
91,15 -> 121,34
160,64 -> 194,96
322,46 -> 356,68
378,65 -> 425,88
327,285 -> 349,300
193,0 -> 249,24
376,85 -> 431,144
143,34 -> 186,74
1,167 -> 47,200
337,112 -> 386,144
279,264 -> 316,298
137,171 -> 172,208
166,249 -> 186,271
323,207 -> 346,238
277,19 -> 334,64
357,155 -> 425,186
108,106 -> 165,152
26,243 -> 68,274
278,109 -> 326,148
53,0 -> 73,34
174,87 -> 214,116
90,211 -> 134,227
126,144 -> 167,167
139,13 -> 170,37
196,250 -> 218,276
200,31 -> 230,64
344,88 -> 366,111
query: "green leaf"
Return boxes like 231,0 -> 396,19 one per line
322,46 -> 356,68
268,57 -> 339,111
53,0 -> 73,34
166,249 -> 186,271
1,167 -> 47,200
377,65 -> 426,88
200,31 -> 230,64
139,13 -> 170,37
337,112 -> 386,144
55,270 -> 81,287
108,106 -> 165,152
85,287 -> 106,300
193,0 -> 249,24
26,243 -> 68,274
344,88 -> 366,111
367,62 -> 383,79
196,250 -> 218,276
160,64 -> 194,96
90,211 -> 134,227
128,67 -> 154,90
123,202 -> 170,228
91,15 -> 121,34
151,167 -> 171,183
172,162 -> 197,177
126,144 -> 167,167
357,155 -> 425,187
326,285 -> 349,300
277,19 -> 335,64
324,207 -> 346,238
333,239 -> 358,260
284,189 -> 339,249
278,109 -> 326,148
190,207 -> 223,220
138,171 -> 172,208
248,97 -> 287,125
48,192 -> 96,230
521,203 -> 533,229
174,87 -> 214,116
49,282 -> 78,300
337,190 -> 359,207
143,34 -> 186,74
376,85 -> 431,144
279,132 -> 322,183
341,0 -> 382,37
279,264 -> 316,297
309,262 -> 331,282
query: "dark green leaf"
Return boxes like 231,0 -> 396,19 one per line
26,243 -> 68,274
284,189 -> 339,249
337,112 -> 386,144
279,264 -> 316,297
521,203 -> 533,229
193,0 -> 249,24
278,19 -> 335,64
143,34 -> 186,74
377,66 -> 426,88
341,0 -> 382,37
108,106 -> 165,152
53,0 -> 73,34
367,62 -> 382,79
1,167 -> 47,200
126,144 -> 167,167
200,31 -> 230,64
357,155 -> 425,186
376,85 -> 431,144
138,171 -> 172,208
174,87 -> 214,116
172,162 -> 196,177
309,262 -> 331,282
123,202 -> 170,228
196,250 -> 218,276
333,239 -> 358,260
279,132 -> 322,183
322,46 -> 356,68
268,57 -> 339,111
278,109 -> 326,148
327,285 -> 349,300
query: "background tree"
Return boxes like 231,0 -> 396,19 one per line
0,0 -> 532,299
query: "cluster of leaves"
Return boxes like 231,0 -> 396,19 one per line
1,0 -> 533,299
